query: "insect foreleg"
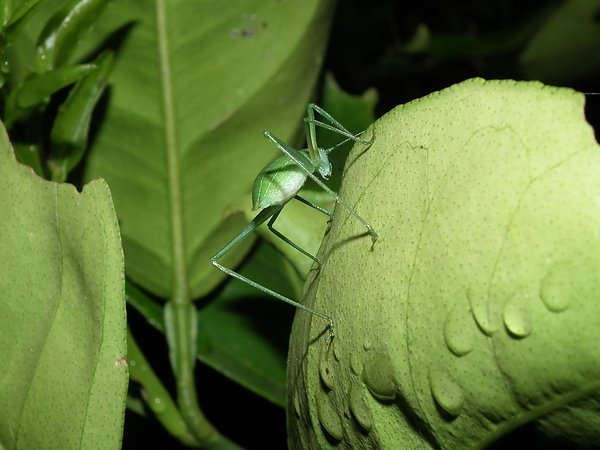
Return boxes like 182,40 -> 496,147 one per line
306,103 -> 374,145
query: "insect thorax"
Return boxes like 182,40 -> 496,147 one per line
316,148 -> 332,179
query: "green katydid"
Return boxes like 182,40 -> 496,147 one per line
210,104 -> 377,338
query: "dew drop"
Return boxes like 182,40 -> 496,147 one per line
540,263 -> 572,312
152,396 -> 166,413
316,392 -> 344,442
467,287 -> 498,335
429,368 -> 464,418
319,347 -> 335,390
503,293 -> 532,338
444,304 -> 474,356
363,340 -> 372,351
362,352 -> 396,402
348,381 -> 373,432
350,353 -> 362,376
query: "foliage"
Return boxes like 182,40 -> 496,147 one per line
289,79 -> 600,449
1,0 -> 599,448
0,117 -> 126,448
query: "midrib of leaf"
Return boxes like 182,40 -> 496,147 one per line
156,0 -> 185,303
155,0 -> 218,445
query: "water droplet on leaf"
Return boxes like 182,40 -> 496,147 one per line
503,293 -> 532,338
362,352 -> 396,402
429,368 -> 464,418
316,392 -> 344,442
348,381 -> 373,431
444,303 -> 474,356
540,262 -> 573,312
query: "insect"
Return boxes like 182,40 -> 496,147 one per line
210,104 -> 377,338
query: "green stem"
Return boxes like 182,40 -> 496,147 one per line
155,0 -> 240,447
127,329 -> 200,447
163,301 -> 241,449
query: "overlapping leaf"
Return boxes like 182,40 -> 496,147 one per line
0,123 -> 127,449
289,79 -> 600,448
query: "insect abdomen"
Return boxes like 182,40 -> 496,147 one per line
252,156 -> 308,210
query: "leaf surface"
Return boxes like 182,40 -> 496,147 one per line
289,79 -> 600,449
0,123 -> 127,449
83,0 -> 335,299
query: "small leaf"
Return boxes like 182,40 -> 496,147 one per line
13,143 -> 44,176
0,0 -> 12,27
4,63 -> 96,126
35,0 -> 111,71
48,51 -> 113,182
4,0 -> 42,41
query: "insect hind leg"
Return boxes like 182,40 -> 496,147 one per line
267,205 -> 324,269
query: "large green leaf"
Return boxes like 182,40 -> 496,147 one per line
288,79 -> 600,448
83,0 -> 336,300
0,123 -> 127,448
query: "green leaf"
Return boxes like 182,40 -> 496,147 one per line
4,63 -> 96,126
520,0 -> 600,83
35,0 -> 111,72
48,50 -> 113,182
4,0 -> 42,42
12,142 -> 43,176
0,122 -> 127,448
83,0 -> 337,300
0,0 -> 12,27
127,240 -> 302,407
289,79 -> 600,448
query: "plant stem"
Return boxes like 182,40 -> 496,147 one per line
156,0 -> 241,446
127,329 -> 200,447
